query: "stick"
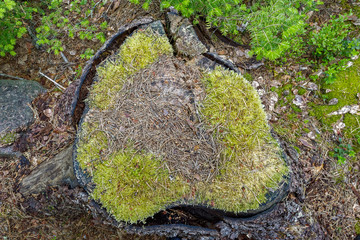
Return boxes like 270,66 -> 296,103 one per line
0,73 -> 29,81
60,52 -> 69,63
60,51 -> 74,72
39,72 -> 66,91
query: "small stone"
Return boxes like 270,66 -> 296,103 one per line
251,81 -> 260,89
351,55 -> 359,60
283,90 -> 290,96
353,19 -> 360,26
244,49 -> 251,59
328,98 -> 338,106
43,108 -> 53,118
169,6 -> 179,14
18,54 -> 28,65
333,122 -> 346,135
306,82 -> 318,91
347,61 -> 353,68
307,11 -> 314,18
325,89 -> 332,93
269,92 -> 278,103
235,49 -> 244,57
293,95 -> 303,106
307,131 -> 316,140
299,66 -> 308,71
314,70 -> 323,77
69,50 -> 76,55
257,89 -> 265,97
48,67 -> 57,75
270,80 -> 281,87
257,76 -> 265,85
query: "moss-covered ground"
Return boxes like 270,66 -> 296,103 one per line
310,58 -> 360,150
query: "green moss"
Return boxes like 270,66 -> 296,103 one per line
199,67 -> 288,212
76,122 -> 108,173
297,87 -> 306,95
0,132 -> 16,145
355,220 -> 360,235
91,29 -> 173,109
91,149 -> 187,223
310,58 -> 360,141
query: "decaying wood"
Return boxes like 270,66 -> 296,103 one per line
19,145 -> 78,195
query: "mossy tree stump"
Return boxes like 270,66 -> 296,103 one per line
73,21 -> 289,224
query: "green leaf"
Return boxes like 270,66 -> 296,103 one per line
142,2 -> 149,10
160,1 -> 170,8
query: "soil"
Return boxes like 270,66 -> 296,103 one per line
1,0 -> 360,239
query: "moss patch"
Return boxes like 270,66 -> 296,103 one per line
199,67 -> 288,212
0,132 -> 16,146
91,28 -> 173,109
91,149 -> 186,223
310,58 -> 360,145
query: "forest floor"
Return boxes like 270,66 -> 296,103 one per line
1,0 -> 360,239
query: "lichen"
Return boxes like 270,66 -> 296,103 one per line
90,28 -> 173,110
0,131 -> 16,146
198,67 -> 288,212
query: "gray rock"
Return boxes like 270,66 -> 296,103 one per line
166,12 -> 207,57
139,20 -> 165,36
0,79 -> 45,134
19,145 -> 78,195
328,98 -> 338,106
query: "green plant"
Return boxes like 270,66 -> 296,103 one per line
0,0 -> 37,56
0,0 -> 109,56
35,0 -> 108,54
323,58 -> 348,84
309,14 -> 351,63
334,140 -> 355,165
80,48 -> 94,59
130,0 -> 321,61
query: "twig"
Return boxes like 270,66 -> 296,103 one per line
39,71 -> 66,91
0,73 -> 29,81
60,51 -> 74,72
60,52 -> 69,63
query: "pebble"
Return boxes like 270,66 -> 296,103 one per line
351,55 -> 359,60
328,98 -> 338,106
283,90 -> 290,96
235,49 -> 244,57
244,49 -> 251,59
306,82 -> 318,91
293,95 -> 303,106
307,131 -> 316,140
251,81 -> 260,89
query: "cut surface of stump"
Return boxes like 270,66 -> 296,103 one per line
73,21 -> 289,224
